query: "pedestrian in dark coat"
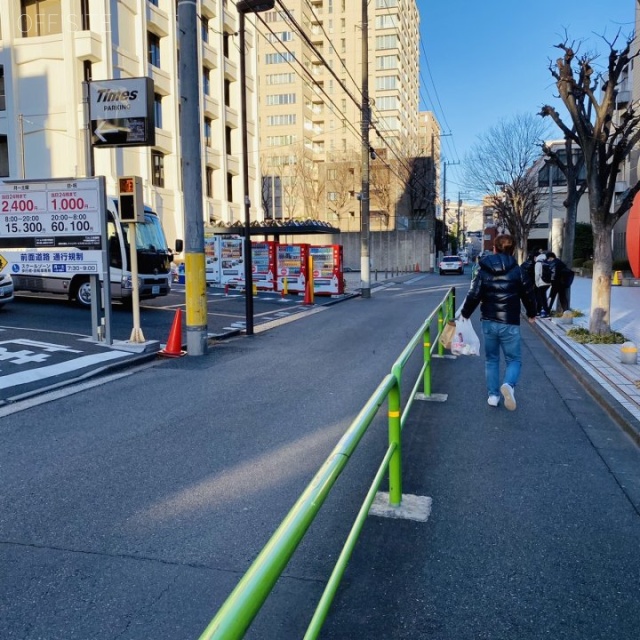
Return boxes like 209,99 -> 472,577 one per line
546,252 -> 574,313
460,234 -> 537,411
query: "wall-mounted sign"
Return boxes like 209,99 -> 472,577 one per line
89,77 -> 155,147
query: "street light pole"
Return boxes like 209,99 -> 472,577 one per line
237,0 -> 275,335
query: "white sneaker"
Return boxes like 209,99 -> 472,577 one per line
487,395 -> 500,407
500,383 -> 516,411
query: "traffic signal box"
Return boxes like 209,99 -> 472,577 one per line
118,176 -> 144,223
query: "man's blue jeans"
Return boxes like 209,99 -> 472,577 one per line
481,320 -> 521,397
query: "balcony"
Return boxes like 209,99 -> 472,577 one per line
150,66 -> 171,95
223,7 -> 237,33
154,128 -> 173,155
227,154 -> 240,175
202,41 -> 218,70
146,3 -> 169,37
204,95 -> 220,119
73,30 -> 102,63
225,105 -> 239,129
206,147 -> 222,169
224,57 -> 238,81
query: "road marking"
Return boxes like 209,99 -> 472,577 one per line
0,350 -> 130,389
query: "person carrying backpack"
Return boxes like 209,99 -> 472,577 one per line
546,251 -> 574,313
534,253 -> 552,317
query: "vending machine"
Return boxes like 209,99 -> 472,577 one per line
251,241 -> 277,290
277,244 -> 309,294
310,244 -> 344,295
204,230 -> 221,284
219,236 -> 245,286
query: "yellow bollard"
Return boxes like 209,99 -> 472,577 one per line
252,282 -> 258,296
612,270 -> 622,286
283,277 -> 288,295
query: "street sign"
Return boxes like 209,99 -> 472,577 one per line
89,77 -> 155,147
0,178 -> 107,275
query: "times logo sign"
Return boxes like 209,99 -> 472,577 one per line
89,78 -> 155,147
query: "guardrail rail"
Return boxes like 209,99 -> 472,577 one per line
199,286 -> 457,639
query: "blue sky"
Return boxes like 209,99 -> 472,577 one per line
418,0 -> 635,194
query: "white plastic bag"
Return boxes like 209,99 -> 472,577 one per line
450,318 -> 481,356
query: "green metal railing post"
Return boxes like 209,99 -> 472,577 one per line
423,321 -> 432,396
388,367 -> 402,506
437,306 -> 445,356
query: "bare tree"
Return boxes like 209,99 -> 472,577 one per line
465,113 -> 549,261
541,32 -> 640,333
369,160 -> 394,228
325,151 -> 359,224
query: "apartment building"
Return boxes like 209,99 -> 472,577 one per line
0,0 -> 262,246
257,0 -> 421,231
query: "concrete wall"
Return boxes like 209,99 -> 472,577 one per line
287,230 -> 435,272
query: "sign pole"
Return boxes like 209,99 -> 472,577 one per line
128,223 -> 144,342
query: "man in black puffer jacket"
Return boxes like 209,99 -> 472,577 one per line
460,234 -> 537,411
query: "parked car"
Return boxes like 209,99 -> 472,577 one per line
439,256 -> 464,275
0,273 -> 15,307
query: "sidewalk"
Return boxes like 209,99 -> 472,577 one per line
535,276 -> 640,443
321,281 -> 640,639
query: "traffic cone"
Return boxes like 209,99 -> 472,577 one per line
415,262 -> 420,272
159,309 -> 186,357
224,283 -> 229,296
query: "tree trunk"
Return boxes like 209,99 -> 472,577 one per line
589,219 -> 613,335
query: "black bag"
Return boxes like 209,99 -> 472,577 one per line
559,265 -> 575,287
540,262 -> 552,284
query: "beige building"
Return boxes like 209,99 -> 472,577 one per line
0,0 -> 263,246
257,0 -> 421,231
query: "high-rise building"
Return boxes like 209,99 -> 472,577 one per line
0,0 -> 263,246
257,0 -> 420,231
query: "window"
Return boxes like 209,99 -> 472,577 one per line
223,32 -> 230,57
266,93 -> 296,106
21,0 -> 62,37
266,73 -> 295,85
148,32 -> 161,67
0,66 -> 5,111
151,151 -> 165,187
266,31 -> 293,43
266,135 -> 296,147
376,75 -> 397,91
80,0 -> 90,29
204,118 -> 212,146
225,126 -> 232,154
227,172 -> 234,202
0,135 -> 8,177
202,67 -> 210,96
266,114 -> 296,126
377,96 -> 397,110
376,0 -> 397,6
83,60 -> 92,82
375,15 -> 397,29
375,35 -> 398,50
224,79 -> 231,106
376,55 -> 398,70
154,93 -> 163,128
266,52 -> 295,64
201,17 -> 209,43
206,167 -> 213,198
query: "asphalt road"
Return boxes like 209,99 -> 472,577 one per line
3,268 -> 636,640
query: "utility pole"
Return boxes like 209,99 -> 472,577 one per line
178,0 -> 207,355
360,0 -> 371,298
441,160 -> 459,255
456,193 -> 462,252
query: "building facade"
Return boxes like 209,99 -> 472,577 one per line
257,0 -> 421,231
0,0 -> 263,246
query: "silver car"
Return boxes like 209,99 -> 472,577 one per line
439,256 -> 464,275
0,273 -> 15,307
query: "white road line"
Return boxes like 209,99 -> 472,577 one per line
0,350 -> 130,389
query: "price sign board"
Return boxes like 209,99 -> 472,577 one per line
0,177 -> 107,277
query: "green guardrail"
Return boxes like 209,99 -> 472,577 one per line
199,286 -> 457,640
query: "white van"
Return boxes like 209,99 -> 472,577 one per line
12,199 -> 181,307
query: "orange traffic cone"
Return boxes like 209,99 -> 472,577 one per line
415,263 -> 420,272
159,309 -> 186,357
